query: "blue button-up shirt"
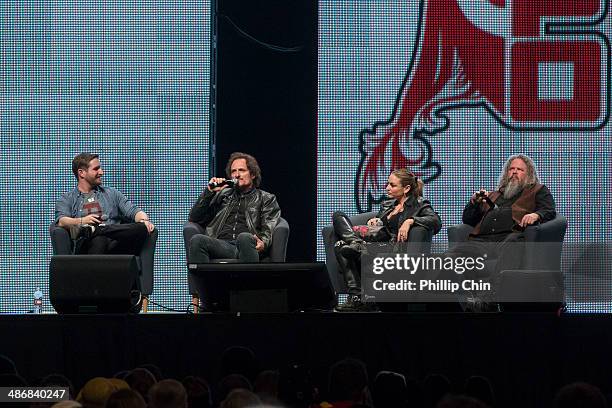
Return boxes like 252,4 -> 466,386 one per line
55,186 -> 141,224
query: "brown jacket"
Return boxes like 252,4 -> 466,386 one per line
470,183 -> 544,235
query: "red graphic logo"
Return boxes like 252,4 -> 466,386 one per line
356,0 -> 610,212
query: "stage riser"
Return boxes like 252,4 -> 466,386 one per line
0,313 -> 607,408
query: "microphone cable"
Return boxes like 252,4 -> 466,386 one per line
144,298 -> 195,314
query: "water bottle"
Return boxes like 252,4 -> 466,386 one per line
33,288 -> 43,314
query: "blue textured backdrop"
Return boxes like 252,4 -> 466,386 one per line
0,1 -> 211,313
318,1 -> 611,312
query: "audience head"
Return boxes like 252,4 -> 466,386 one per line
51,402 -> 82,408
254,370 -> 280,403
0,354 -> 17,375
112,371 -> 130,381
138,364 -> 164,382
373,370 -> 408,408
220,346 -> 259,382
124,368 -> 157,402
554,382 -> 606,408
218,374 -> 253,404
38,373 -> 76,400
182,376 -> 212,408
77,377 -> 126,408
148,379 -> 188,408
220,389 -> 262,408
328,358 -> 369,404
464,376 -> 495,407
105,388 -> 146,408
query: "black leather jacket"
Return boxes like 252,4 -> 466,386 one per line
189,188 -> 281,251
376,195 -> 441,237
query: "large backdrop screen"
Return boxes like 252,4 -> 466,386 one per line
318,0 -> 611,312
0,2 -> 210,313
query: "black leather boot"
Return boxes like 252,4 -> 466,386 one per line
332,211 -> 367,259
334,242 -> 361,294
340,241 -> 368,259
333,245 -> 379,312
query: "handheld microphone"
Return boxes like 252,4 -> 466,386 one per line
208,178 -> 238,188
477,191 -> 497,209
483,196 -> 497,209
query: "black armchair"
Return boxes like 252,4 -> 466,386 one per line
322,211 -> 434,293
447,215 -> 567,271
49,223 -> 158,312
448,216 -> 567,308
183,218 -> 290,304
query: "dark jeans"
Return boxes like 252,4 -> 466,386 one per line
76,223 -> 149,255
439,233 -> 526,303
189,232 -> 259,263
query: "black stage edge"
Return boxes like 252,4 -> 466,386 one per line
0,313 -> 609,407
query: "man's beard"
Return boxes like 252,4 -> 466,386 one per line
86,176 -> 102,187
503,178 -> 525,199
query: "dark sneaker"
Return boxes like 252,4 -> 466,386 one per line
463,297 -> 500,313
335,295 -> 361,312
335,295 -> 380,312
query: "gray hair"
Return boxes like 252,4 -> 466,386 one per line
497,154 -> 540,190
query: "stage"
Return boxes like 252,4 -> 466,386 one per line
0,311 -> 608,407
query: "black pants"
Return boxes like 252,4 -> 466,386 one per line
76,223 -> 149,255
439,233 -> 525,304
188,232 -> 259,263
446,232 -> 525,278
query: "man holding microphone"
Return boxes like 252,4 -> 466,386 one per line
188,152 -> 281,263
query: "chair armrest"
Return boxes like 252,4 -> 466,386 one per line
184,222 -> 205,295
524,215 -> 568,242
406,226 -> 434,254
183,222 -> 205,263
49,223 -> 73,255
522,216 -> 567,270
269,218 -> 290,262
139,228 -> 158,296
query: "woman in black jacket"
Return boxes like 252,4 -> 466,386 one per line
333,168 -> 441,311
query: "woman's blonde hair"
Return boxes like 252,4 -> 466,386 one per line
391,168 -> 423,197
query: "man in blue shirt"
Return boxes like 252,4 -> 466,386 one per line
55,153 -> 155,254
